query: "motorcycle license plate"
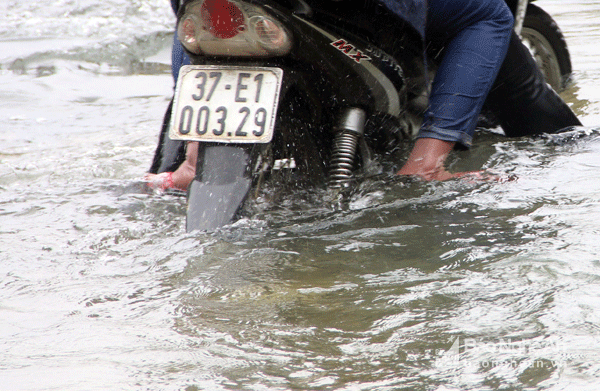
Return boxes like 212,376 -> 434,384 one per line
169,65 -> 283,143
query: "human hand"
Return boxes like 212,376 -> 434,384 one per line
143,172 -> 178,191
397,138 -> 515,182
396,138 -> 456,180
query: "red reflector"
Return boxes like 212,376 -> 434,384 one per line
200,0 -> 245,39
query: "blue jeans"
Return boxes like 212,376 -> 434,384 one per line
420,0 -> 514,148
171,36 -> 190,84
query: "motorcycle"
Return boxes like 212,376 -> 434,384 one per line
149,0 -> 575,232
509,0 -> 572,90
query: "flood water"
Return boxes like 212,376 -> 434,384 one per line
2,1 -> 600,390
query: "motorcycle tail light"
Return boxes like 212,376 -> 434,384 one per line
178,0 -> 292,57
200,0 -> 245,39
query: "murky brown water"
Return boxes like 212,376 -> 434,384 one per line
2,1 -> 600,390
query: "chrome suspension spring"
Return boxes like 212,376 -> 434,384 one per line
328,108 -> 366,188
329,130 -> 360,187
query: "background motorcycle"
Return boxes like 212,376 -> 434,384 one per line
149,0 -> 574,232
508,0 -> 572,90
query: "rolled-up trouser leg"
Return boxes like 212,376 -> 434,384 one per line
487,32 -> 581,137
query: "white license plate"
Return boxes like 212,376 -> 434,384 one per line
169,65 -> 283,143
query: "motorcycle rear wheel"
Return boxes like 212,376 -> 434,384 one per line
521,3 -> 572,91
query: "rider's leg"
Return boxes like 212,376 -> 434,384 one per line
398,0 -> 514,179
486,32 -> 581,136
419,0 -> 514,149
149,37 -> 191,174
171,36 -> 190,84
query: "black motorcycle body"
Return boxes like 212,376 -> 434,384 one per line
149,0 -> 573,232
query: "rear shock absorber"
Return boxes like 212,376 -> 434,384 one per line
328,107 -> 366,188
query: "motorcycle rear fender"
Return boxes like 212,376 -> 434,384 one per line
186,144 -> 253,232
